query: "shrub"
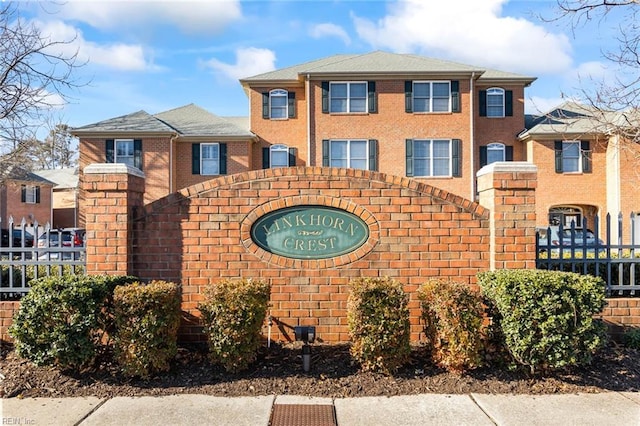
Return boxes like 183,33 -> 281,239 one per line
477,269 -> 607,374
9,274 -> 138,369
622,328 -> 640,350
347,277 -> 411,374
418,279 -> 484,373
198,278 -> 271,373
113,281 -> 181,378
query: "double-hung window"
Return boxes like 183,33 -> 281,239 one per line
330,82 -> 367,113
269,89 -> 288,119
270,144 -> 289,168
115,139 -> 135,168
322,139 -> 377,171
486,88 -> 505,117
413,81 -> 451,113
21,185 -> 39,204
554,140 -> 592,174
201,143 -> 220,175
480,142 -> 513,167
406,138 -> 461,177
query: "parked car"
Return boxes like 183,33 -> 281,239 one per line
537,226 -> 604,253
1,228 -> 35,247
37,228 -> 86,260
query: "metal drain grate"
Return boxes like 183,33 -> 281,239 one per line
269,404 -> 337,426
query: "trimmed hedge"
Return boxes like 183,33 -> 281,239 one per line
478,269 -> 607,374
347,277 -> 411,374
113,281 -> 181,378
418,279 -> 484,373
9,274 -> 138,369
198,278 -> 271,373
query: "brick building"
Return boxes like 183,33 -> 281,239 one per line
73,51 -> 639,238
0,167 -> 53,229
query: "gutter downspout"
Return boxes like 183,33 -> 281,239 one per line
169,133 -> 178,193
470,72 -> 476,200
306,74 -> 311,165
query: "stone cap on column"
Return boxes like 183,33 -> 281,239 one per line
84,163 -> 145,178
477,161 -> 538,177
477,161 -> 537,192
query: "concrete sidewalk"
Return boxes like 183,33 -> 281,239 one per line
1,392 -> 639,426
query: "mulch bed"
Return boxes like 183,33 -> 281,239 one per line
1,342 -> 638,399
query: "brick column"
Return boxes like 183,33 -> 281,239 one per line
477,162 -> 537,270
83,164 -> 145,276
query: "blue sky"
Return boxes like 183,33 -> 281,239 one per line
17,0 -> 623,129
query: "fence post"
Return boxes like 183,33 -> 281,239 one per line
82,164 -> 145,276
477,162 -> 538,270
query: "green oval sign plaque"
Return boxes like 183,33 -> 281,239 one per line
251,206 -> 369,259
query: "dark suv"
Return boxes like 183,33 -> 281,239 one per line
1,228 -> 35,247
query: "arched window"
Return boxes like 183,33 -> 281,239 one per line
270,144 -> 289,168
486,88 -> 505,117
486,142 -> 505,164
269,89 -> 288,119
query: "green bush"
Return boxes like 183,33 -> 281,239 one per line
622,328 -> 640,349
418,279 -> 484,373
9,274 -> 138,369
347,277 -> 411,374
113,281 -> 181,378
198,278 -> 271,373
477,269 -> 607,374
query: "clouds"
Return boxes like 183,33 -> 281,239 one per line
57,0 -> 242,36
352,0 -> 573,76
310,23 -> 351,45
203,48 -> 277,80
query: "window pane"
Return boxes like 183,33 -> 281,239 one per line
271,108 -> 286,119
432,83 -> 449,97
350,83 -> 366,98
271,96 -> 286,107
413,83 -> 430,97
432,140 -> 450,157
350,99 -> 366,112
414,160 -> 430,176
201,144 -> 220,175
432,98 -> 449,112
413,99 -> 429,112
433,159 -> 450,176
331,84 -> 347,97
331,141 -> 348,158
116,141 -> 133,156
563,158 -> 579,172
350,159 -> 367,170
414,140 -> 430,158
202,160 -> 219,175
331,99 -> 347,112
487,148 -> 505,164
271,151 -> 288,167
350,140 -> 367,159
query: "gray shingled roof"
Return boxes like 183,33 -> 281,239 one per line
241,51 -> 534,83
72,104 -> 254,139
522,101 -> 620,137
33,168 -> 79,189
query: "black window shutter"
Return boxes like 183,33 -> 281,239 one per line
321,82 -> 329,113
20,185 -> 26,202
368,139 -> 378,171
451,81 -> 460,113
262,92 -> 269,119
322,139 -> 330,166
479,90 -> 487,117
219,143 -> 227,175
505,90 -> 513,116
581,141 -> 592,173
288,92 -> 296,118
106,139 -> 115,163
192,143 -> 200,174
35,186 -> 40,204
289,147 -> 297,166
262,147 -> 270,169
133,139 -> 142,170
452,139 -> 462,177
405,81 -> 413,113
368,81 -> 377,113
506,145 -> 514,161
479,146 -> 488,167
405,139 -> 414,177
554,141 -> 563,173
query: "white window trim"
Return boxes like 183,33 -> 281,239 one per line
269,89 -> 288,120
487,142 -> 506,164
270,144 -> 289,168
413,139 -> 453,177
486,87 -> 505,118
24,186 -> 37,204
200,142 -> 220,176
329,139 -> 369,169
413,81 -> 452,113
329,81 -> 368,113
114,139 -> 134,166
562,140 -> 582,173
